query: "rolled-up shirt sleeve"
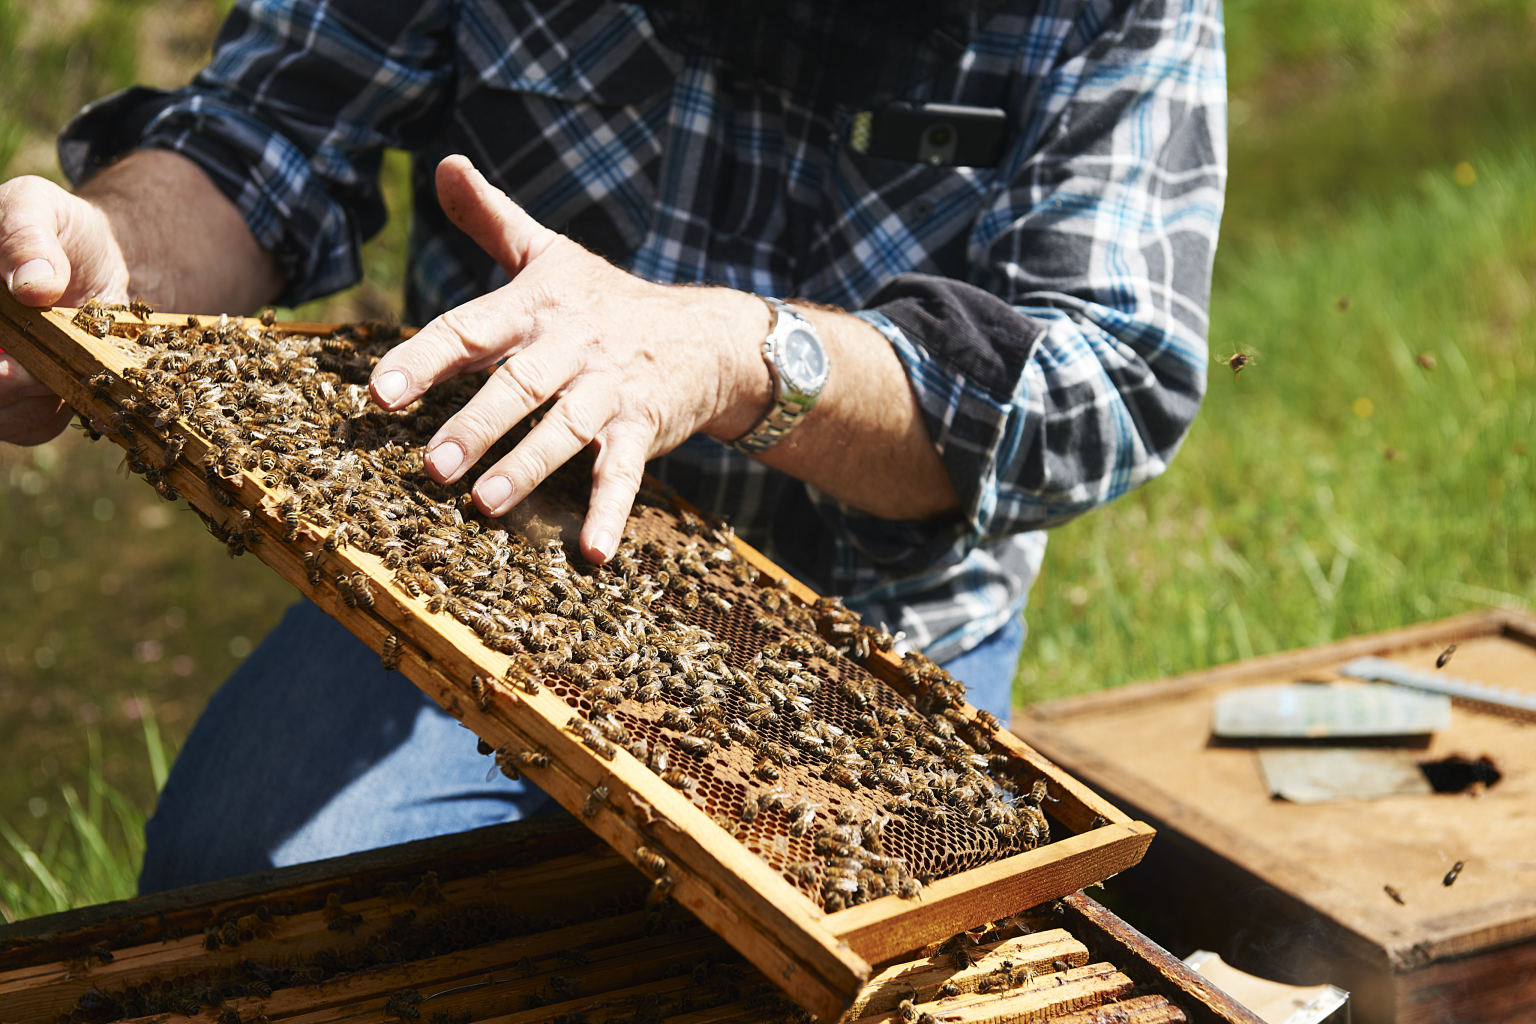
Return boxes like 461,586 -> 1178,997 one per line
57,0 -> 454,307
859,0 -> 1225,546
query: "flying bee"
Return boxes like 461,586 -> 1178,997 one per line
1436,643 -> 1458,669
259,307 -> 276,327
380,634 -> 402,671
517,749 -> 551,769
581,784 -> 610,819
635,845 -> 667,876
646,874 -> 676,905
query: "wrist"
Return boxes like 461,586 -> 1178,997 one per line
696,286 -> 774,442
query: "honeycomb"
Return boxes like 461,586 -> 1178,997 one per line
73,308 -> 1054,913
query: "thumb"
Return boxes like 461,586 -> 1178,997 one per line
435,155 -> 559,279
0,178 -> 75,306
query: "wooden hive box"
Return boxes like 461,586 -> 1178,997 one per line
0,293 -> 1154,1020
1014,610 -> 1536,1024
0,814 -> 1261,1024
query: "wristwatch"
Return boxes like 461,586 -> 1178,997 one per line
724,297 -> 830,455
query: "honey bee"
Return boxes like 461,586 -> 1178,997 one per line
754,758 -> 780,783
635,845 -> 667,875
260,307 -> 277,328
567,717 -> 617,760
1224,351 -> 1253,378
675,734 -> 714,757
897,999 -> 917,1022
517,749 -> 551,769
702,591 -> 732,613
281,496 -> 301,541
938,982 -> 960,998
975,709 -> 1001,733
788,800 -> 818,837
470,674 -> 492,712
646,874 -> 676,904
660,768 -> 696,792
302,549 -> 326,586
739,799 -> 759,824
380,634 -> 402,671
581,784 -> 610,819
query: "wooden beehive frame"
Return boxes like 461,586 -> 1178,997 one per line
0,292 -> 1154,1020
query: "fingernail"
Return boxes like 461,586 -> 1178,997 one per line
589,529 -> 615,562
475,474 -> 512,512
373,369 -> 408,406
425,441 -> 464,479
9,259 -> 54,292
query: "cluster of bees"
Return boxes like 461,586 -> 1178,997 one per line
75,306 -> 1054,912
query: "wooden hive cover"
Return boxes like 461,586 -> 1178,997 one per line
0,293 -> 1153,1021
1014,610 -> 1536,1024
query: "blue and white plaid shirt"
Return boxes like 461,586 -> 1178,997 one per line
61,0 -> 1226,663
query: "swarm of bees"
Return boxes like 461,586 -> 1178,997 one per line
75,305 -> 1057,912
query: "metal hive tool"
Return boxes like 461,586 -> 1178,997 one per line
0,293 -> 1156,1020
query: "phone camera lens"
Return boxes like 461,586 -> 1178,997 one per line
926,126 -> 953,147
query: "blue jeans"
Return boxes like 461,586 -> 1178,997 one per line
139,600 -> 1023,893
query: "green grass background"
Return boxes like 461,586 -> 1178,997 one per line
0,0 -> 1532,919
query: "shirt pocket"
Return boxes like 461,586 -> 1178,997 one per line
450,1 -> 680,258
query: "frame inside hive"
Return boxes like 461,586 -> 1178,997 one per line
0,292 -> 1154,1021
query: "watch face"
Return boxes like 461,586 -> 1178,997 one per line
779,326 -> 828,393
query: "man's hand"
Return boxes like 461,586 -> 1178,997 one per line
0,151 -> 282,446
374,155 -> 961,564
0,175 -> 133,443
369,155 -> 772,564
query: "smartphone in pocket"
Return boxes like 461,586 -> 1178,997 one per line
865,102 -> 1008,167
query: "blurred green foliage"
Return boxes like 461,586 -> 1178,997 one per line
0,0 -> 1533,919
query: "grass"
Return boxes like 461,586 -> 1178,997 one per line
0,701 -> 171,922
0,0 -> 1532,921
1017,139 -> 1536,700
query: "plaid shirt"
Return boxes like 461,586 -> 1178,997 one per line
60,0 -> 1226,663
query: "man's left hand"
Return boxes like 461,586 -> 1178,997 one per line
369,155 -> 771,564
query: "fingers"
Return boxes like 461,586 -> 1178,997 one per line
372,288 -> 544,410
458,374 -> 620,512
0,355 -> 71,444
0,176 -> 76,305
580,432 -> 649,563
423,337 -> 590,486
369,157 -> 564,412
434,155 -> 558,278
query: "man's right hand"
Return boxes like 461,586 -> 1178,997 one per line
0,151 -> 283,446
0,174 -> 134,444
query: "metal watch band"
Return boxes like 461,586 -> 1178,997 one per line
724,297 -> 825,455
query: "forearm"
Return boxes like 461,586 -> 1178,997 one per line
77,150 -> 281,313
710,299 -> 960,523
